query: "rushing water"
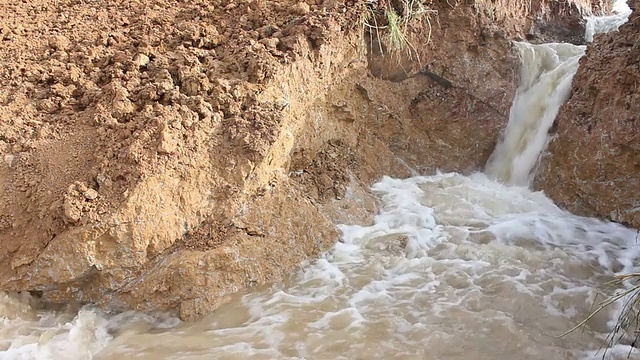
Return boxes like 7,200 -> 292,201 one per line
484,42 -> 585,186
485,0 -> 632,186
3,174 -> 640,360
585,3 -> 633,42
1,3 -> 637,360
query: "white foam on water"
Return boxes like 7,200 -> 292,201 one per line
0,293 -> 180,360
0,299 -> 111,360
3,169 -> 639,359
58,173 -> 637,359
585,0 -> 632,42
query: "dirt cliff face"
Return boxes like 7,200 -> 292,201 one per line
0,0 -> 607,319
536,1 -> 640,228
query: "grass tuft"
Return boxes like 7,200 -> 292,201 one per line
360,0 -> 438,62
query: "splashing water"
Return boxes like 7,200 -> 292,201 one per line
0,293 -> 179,359
0,3 -> 637,360
6,174 -> 640,359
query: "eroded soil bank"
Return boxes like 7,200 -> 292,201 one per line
536,0 -> 640,229
0,0 -> 608,319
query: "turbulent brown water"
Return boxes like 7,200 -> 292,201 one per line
0,3 -> 637,360
2,173 -> 640,360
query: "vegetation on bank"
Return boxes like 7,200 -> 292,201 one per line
359,0 -> 438,61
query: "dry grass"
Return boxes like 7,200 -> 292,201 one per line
560,273 -> 640,359
359,0 -> 438,62
473,0 -> 496,20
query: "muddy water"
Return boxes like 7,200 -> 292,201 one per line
1,2 -> 638,360
2,173 -> 640,359
484,41 -> 585,186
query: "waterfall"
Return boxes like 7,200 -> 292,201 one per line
484,0 -> 632,187
585,2 -> 633,42
484,42 -> 584,186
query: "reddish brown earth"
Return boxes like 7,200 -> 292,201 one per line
537,0 -> 640,228
0,0 -> 609,319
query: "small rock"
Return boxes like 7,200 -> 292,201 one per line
133,53 -> 150,68
181,76 -> 202,96
112,50 -> 129,64
83,188 -> 99,200
75,182 -> 88,193
158,129 -> 178,154
320,0 -> 339,10
96,173 -> 112,189
3,154 -> 16,168
155,70 -> 175,92
259,25 -> 278,38
111,85 -> 135,119
293,2 -> 310,15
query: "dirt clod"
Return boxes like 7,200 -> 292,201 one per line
294,2 -> 311,15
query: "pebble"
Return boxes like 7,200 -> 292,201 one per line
96,173 -> 112,189
84,188 -> 99,200
259,38 -> 279,49
63,199 -> 81,223
133,53 -> 150,68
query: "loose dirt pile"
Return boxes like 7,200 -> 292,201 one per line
0,0 -> 608,319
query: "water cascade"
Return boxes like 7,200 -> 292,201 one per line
484,42 -> 585,186
485,1 -> 632,186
